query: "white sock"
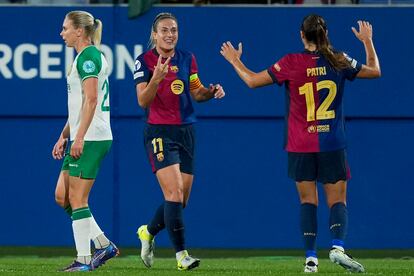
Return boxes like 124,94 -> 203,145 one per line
89,216 -> 110,249
76,255 -> 91,264
176,250 -> 188,261
72,217 -> 92,263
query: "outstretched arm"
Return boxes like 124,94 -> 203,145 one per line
220,41 -> 273,88
352,21 -> 381,78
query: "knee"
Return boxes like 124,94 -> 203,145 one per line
298,194 -> 318,206
68,192 -> 87,208
55,193 -> 66,208
164,188 -> 184,203
326,193 -> 346,209
300,199 -> 318,206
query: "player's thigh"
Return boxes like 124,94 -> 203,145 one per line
317,149 -> 349,184
67,140 -> 112,179
296,181 -> 318,205
288,152 -> 317,182
323,180 -> 347,208
156,164 -> 183,202
178,124 -> 195,175
144,124 -> 181,173
68,176 -> 95,208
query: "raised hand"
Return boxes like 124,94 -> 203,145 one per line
352,20 -> 373,43
152,55 -> 171,83
220,41 -> 243,64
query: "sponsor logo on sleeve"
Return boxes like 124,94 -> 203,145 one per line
344,53 -> 358,68
135,59 -> 141,71
134,72 -> 144,79
82,60 -> 96,73
274,63 -> 281,72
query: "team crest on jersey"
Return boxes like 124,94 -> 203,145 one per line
171,79 -> 184,95
307,125 -> 317,133
156,152 -> 164,162
170,65 -> 179,73
82,60 -> 96,73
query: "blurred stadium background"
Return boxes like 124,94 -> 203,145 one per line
0,0 -> 413,274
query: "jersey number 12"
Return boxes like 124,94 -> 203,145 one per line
299,80 -> 337,122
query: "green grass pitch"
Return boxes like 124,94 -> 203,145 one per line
1,248 -> 413,275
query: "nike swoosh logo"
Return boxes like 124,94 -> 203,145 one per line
173,227 -> 184,232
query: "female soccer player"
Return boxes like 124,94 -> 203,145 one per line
52,10 -> 118,271
220,14 -> 380,273
133,12 -> 225,271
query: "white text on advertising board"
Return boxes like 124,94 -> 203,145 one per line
0,43 -> 143,80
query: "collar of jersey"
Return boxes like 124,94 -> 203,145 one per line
152,48 -> 176,61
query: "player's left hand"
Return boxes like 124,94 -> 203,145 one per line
352,20 -> 373,43
209,84 -> 225,99
70,138 -> 84,159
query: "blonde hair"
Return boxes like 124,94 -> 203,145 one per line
148,12 -> 177,49
66,10 -> 103,48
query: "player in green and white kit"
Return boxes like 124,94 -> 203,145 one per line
52,10 -> 118,272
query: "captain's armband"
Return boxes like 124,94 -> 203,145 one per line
189,73 -> 202,91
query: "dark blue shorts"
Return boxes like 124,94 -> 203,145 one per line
144,124 -> 195,174
287,149 -> 350,184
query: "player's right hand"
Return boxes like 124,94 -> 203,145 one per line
152,55 -> 171,83
52,137 -> 68,160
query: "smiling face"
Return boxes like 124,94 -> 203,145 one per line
60,17 -> 80,48
152,18 -> 178,53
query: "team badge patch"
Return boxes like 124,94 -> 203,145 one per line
170,65 -> 179,73
171,79 -> 184,95
307,125 -> 316,133
82,60 -> 96,73
135,59 -> 141,71
156,152 -> 164,162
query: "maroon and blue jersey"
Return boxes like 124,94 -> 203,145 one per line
134,48 -> 200,125
267,50 -> 362,153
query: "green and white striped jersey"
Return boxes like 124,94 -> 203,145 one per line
66,45 -> 112,141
